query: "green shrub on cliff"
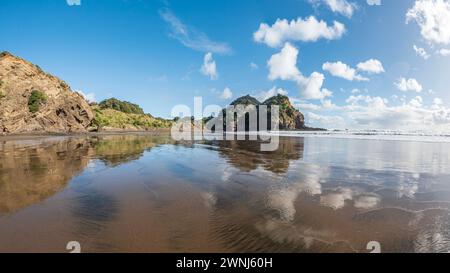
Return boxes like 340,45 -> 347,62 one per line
98,98 -> 144,115
92,106 -> 172,130
28,90 -> 47,113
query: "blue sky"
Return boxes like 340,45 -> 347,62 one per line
1,0 -> 450,131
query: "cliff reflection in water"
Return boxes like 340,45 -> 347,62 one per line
0,134 -> 170,214
0,138 -> 92,214
1,134 -> 450,252
92,134 -> 171,166
207,136 -> 304,174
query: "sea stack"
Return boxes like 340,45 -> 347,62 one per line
227,94 -> 306,130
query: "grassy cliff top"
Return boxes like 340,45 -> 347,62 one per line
262,94 -> 295,111
92,106 -> 172,130
98,98 -> 145,115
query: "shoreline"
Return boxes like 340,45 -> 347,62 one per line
0,129 -> 171,141
0,127 -> 326,141
4,129 -> 450,144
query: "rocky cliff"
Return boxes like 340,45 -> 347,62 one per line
219,94 -> 307,130
230,95 -> 261,106
0,52 -> 94,134
262,94 -> 305,130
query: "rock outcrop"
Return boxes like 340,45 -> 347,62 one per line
262,94 -> 305,130
262,95 -> 306,130
216,94 -> 307,130
230,95 -> 261,106
0,51 -> 94,134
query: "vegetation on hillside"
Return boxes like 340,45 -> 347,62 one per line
28,90 -> 47,113
263,94 -> 292,111
98,98 -> 145,115
262,94 -> 297,121
230,95 -> 260,106
92,105 -> 172,130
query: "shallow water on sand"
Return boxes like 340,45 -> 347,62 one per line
1,133 -> 450,253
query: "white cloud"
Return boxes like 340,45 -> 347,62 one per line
347,99 -> 445,130
254,16 -> 345,48
294,93 -> 450,131
299,73 -> 331,100
298,93 -> 450,131
434,98 -> 444,105
250,62 -> 259,70
67,0 -> 81,5
356,59 -> 385,74
309,0 -> 357,18
159,8 -> 231,54
268,43 -> 302,81
307,112 -> 345,128
345,94 -> 450,130
200,52 -> 218,80
292,98 -> 322,111
75,90 -> 96,103
267,43 -> 332,100
406,0 -> 450,45
291,97 -> 338,111
323,61 -> 369,81
433,107 -> 450,124
394,77 -> 423,92
413,45 -> 430,59
220,87 -> 233,99
367,0 -> 381,6
255,87 -> 288,102
346,96 -> 410,126
346,95 -> 388,108
439,48 -> 450,56
321,59 -> 384,82
321,99 -> 338,109
409,96 -> 423,108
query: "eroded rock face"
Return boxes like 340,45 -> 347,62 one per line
220,94 -> 306,131
262,94 -> 305,130
0,52 -> 94,134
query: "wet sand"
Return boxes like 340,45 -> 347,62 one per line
1,134 -> 450,252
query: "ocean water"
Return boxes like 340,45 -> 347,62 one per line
253,129 -> 450,143
1,133 -> 450,253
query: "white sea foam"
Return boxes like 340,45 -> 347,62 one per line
231,130 -> 450,143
